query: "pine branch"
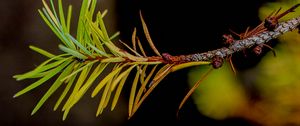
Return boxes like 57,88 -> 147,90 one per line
13,0 -> 300,121
78,15 -> 300,64
164,16 -> 300,63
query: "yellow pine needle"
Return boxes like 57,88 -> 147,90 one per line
171,61 -> 211,72
152,64 -> 174,82
139,65 -> 148,85
61,60 -> 97,82
134,65 -> 159,108
42,0 -> 59,27
130,64 -> 173,118
102,80 -> 114,110
119,40 -> 142,57
110,65 -> 137,92
129,61 -> 161,65
71,63 -> 107,109
109,31 -> 120,40
66,5 -> 72,32
62,108 -> 70,120
92,64 -> 128,98
97,10 -> 110,41
128,68 -> 140,116
53,73 -> 76,111
96,78 -> 113,116
110,72 -> 130,111
62,65 -> 91,111
63,63 -> 105,119
124,52 -> 148,62
97,64 -> 125,115
101,57 -> 125,63
101,9 -> 108,18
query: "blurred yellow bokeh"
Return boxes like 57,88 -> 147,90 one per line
188,1 -> 300,125
188,64 -> 247,120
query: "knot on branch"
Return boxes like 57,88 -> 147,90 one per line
162,53 -> 189,64
211,56 -> 223,69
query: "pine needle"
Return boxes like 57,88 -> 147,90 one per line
139,11 -> 161,56
177,68 -> 213,116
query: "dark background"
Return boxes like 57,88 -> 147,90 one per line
0,0 -> 272,125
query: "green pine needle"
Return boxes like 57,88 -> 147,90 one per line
14,0 -> 211,120
31,61 -> 75,115
14,60 -> 72,98
29,45 -> 56,58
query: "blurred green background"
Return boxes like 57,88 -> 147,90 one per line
1,0 -> 300,126
188,1 -> 300,126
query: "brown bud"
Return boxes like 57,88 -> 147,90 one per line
222,34 -> 234,44
264,18 -> 278,31
253,45 -> 263,55
162,53 -> 173,63
211,56 -> 223,69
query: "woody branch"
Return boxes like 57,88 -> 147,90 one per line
83,9 -> 300,69
164,16 -> 300,64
